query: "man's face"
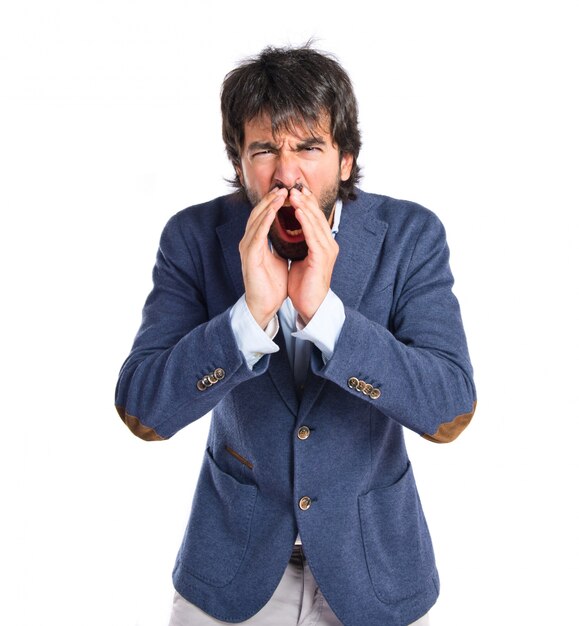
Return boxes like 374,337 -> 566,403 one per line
236,114 -> 353,260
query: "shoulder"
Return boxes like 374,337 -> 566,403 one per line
158,193 -> 250,249
352,189 -> 441,225
347,189 -> 446,243
165,192 -> 250,235
154,193 -> 250,265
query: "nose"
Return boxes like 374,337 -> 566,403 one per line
273,150 -> 302,190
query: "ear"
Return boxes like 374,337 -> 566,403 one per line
235,164 -> 245,187
339,153 -> 354,182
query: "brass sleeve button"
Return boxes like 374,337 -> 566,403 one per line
197,368 -> 225,391
348,375 -> 381,400
297,426 -> 311,440
197,367 -> 225,391
299,496 -> 312,511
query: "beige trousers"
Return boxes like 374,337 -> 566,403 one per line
168,547 -> 430,626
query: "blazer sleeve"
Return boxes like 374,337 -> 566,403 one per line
114,213 -> 268,441
313,210 -> 476,443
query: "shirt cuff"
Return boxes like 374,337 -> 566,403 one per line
230,295 -> 280,370
293,289 -> 345,362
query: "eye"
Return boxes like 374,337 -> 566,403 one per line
298,145 -> 324,159
251,149 -> 275,159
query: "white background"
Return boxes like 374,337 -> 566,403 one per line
1,1 -> 578,624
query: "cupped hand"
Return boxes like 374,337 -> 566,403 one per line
287,186 -> 338,324
239,187 -> 289,329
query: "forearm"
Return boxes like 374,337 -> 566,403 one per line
313,306 -> 476,441
115,307 -> 269,440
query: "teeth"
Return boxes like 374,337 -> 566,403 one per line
286,228 -> 303,236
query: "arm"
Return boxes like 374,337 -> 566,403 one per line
313,211 -> 476,442
115,212 -> 270,441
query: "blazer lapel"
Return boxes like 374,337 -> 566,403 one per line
268,331 -> 300,416
216,209 -> 248,300
331,191 -> 390,310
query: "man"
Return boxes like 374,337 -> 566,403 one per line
115,45 -> 476,626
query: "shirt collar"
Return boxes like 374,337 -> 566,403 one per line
331,199 -> 343,237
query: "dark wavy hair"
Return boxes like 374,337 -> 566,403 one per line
221,44 -> 362,201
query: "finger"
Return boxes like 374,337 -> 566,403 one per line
290,186 -> 333,234
291,196 -> 335,252
252,203 -> 280,246
241,209 -> 278,261
245,187 -> 287,233
241,189 -> 287,249
293,207 -> 334,257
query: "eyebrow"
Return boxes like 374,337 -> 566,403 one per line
247,141 -> 279,153
247,136 -> 327,153
295,136 -> 326,150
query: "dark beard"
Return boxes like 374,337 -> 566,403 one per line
246,181 -> 339,261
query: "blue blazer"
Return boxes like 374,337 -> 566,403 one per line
115,189 -> 476,625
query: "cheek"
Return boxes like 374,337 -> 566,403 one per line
299,160 -> 329,186
244,163 -> 275,189
310,160 -> 342,188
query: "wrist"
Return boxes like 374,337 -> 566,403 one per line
246,301 -> 277,330
294,296 -> 326,326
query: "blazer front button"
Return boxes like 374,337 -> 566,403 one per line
299,496 -> 312,511
297,426 -> 311,440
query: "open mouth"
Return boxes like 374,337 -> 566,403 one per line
277,204 -> 303,239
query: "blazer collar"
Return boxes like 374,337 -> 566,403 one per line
331,190 -> 389,309
216,197 -> 249,300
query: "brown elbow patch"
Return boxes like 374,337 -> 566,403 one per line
116,406 -> 164,441
422,401 -> 477,444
